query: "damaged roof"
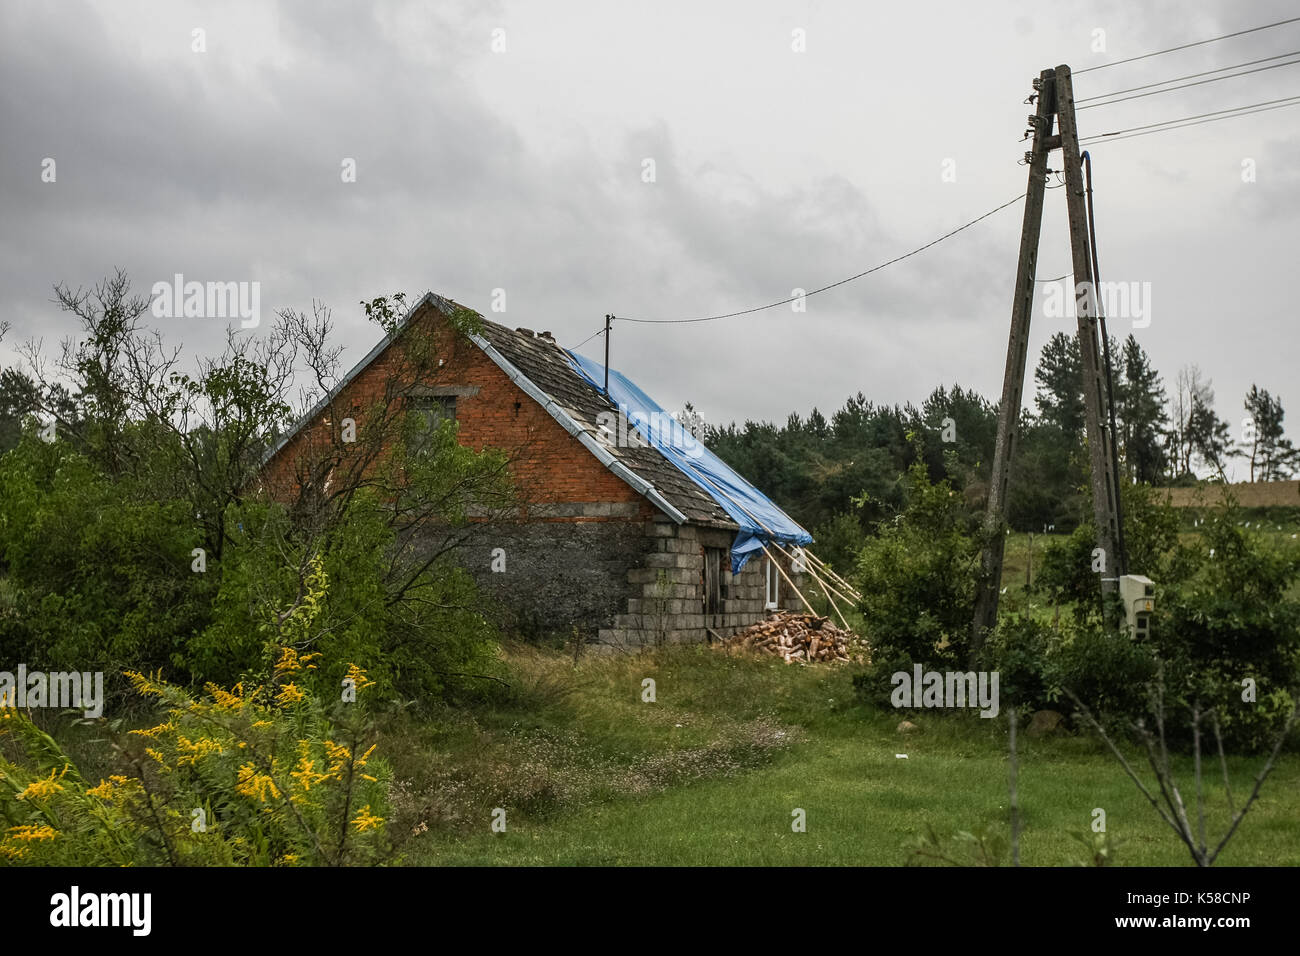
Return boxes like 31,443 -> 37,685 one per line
472,310 -> 736,529
261,292 -> 737,529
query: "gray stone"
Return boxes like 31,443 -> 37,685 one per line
1026,710 -> 1065,738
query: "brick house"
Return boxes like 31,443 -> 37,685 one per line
258,292 -> 813,647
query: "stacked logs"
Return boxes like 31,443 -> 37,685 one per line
724,610 -> 861,664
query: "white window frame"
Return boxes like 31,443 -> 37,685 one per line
765,557 -> 780,610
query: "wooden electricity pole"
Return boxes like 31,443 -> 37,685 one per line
970,68 -> 1054,660
1056,65 -> 1123,610
971,64 -> 1126,659
604,313 -> 612,394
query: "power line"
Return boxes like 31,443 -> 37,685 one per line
1075,16 -> 1300,75
1082,97 -> 1300,145
614,193 -> 1027,325
1078,56 -> 1300,110
1077,48 -> 1300,102
1080,93 -> 1300,143
573,326 -> 605,350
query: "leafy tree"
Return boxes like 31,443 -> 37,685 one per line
0,367 -> 44,454
1241,385 -> 1299,482
4,276 -> 514,706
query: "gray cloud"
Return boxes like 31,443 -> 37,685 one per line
1,0 -> 1296,480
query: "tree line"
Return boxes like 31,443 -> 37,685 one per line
695,331 -> 1297,552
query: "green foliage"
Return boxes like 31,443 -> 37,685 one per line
1241,384 -> 1299,481
1008,491 -> 1298,750
706,385 -> 996,537
1117,334 -> 1170,484
809,512 -> 866,579
1034,331 -> 1085,439
1034,481 -> 1181,620
1046,623 -> 1158,721
0,434 -> 214,704
982,612 -> 1053,709
851,458 -> 980,705
907,822 -> 1009,867
982,614 -> 1157,720
1152,504 -> 1300,751
1067,828 -> 1124,867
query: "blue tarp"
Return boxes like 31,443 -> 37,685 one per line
564,350 -> 813,573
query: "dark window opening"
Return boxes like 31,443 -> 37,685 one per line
703,547 -> 728,619
410,395 -> 456,454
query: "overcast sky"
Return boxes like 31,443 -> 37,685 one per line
2,0 -> 1297,480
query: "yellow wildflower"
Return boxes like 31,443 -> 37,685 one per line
235,763 -> 281,803
0,824 -> 58,859
351,806 -> 384,832
128,719 -> 174,739
17,767 -> 68,801
290,756 -> 330,792
343,664 -> 375,691
275,683 -> 306,706
274,647 -> 321,679
324,741 -> 350,763
175,735 -> 224,767
205,683 -> 244,710
124,670 -> 167,697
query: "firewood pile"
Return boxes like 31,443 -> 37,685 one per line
723,611 -> 864,665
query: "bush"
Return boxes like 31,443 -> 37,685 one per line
0,434 -> 214,709
854,459 -> 980,671
1151,505 -> 1300,751
983,612 -> 1054,712
1046,623 -> 1158,725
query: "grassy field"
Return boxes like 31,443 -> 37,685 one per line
393,644 -> 1300,867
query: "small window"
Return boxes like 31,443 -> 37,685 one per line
765,557 -> 780,610
410,395 -> 456,454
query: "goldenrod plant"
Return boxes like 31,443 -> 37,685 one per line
0,560 -> 390,866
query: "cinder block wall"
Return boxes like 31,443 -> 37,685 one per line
597,520 -> 799,648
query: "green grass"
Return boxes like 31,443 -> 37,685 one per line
395,645 -> 1300,866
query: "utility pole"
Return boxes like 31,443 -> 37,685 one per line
604,313 -> 612,395
1056,64 -> 1123,616
970,68 -> 1054,660
972,64 -> 1127,658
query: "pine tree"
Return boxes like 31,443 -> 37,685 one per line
1033,332 -> 1084,438
1242,386 -> 1300,481
1115,335 -> 1169,484
1187,391 -> 1232,481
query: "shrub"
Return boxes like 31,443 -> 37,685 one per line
854,459 -> 980,671
983,612 -> 1054,712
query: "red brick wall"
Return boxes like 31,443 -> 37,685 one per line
257,304 -> 654,522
